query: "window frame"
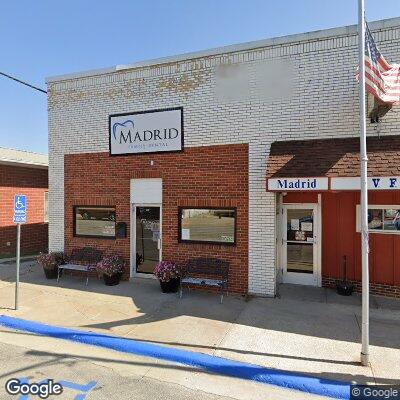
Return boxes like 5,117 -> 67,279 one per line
356,204 -> 400,235
73,205 -> 117,239
178,206 -> 237,246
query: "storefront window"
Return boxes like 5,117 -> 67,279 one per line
179,207 -> 236,245
368,209 -> 383,230
74,206 -> 116,238
384,209 -> 399,231
357,205 -> 400,233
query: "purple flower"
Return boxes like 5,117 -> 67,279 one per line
37,252 -> 64,270
154,261 -> 180,282
96,255 -> 125,277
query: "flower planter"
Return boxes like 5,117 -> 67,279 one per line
336,256 -> 354,296
43,268 -> 58,280
159,278 -> 180,293
336,281 -> 354,296
103,272 -> 122,286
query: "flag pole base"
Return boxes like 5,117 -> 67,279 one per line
361,352 -> 370,366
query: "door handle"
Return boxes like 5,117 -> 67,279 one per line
157,239 -> 161,250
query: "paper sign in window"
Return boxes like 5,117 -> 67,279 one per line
301,222 -> 313,232
152,231 -> 160,242
290,219 -> 300,231
181,228 -> 190,240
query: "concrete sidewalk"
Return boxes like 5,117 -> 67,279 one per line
0,262 -> 399,398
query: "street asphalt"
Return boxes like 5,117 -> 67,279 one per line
0,341 -> 234,400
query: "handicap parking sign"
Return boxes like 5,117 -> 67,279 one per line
13,195 -> 27,224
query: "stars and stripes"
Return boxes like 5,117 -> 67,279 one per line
363,22 -> 400,105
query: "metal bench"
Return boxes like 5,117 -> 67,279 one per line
58,247 -> 103,286
179,258 -> 229,303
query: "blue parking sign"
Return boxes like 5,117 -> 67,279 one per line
13,195 -> 27,224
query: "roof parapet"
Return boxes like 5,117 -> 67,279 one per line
46,16 -> 400,84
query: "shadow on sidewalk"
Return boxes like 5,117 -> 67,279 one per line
2,264 -> 400,353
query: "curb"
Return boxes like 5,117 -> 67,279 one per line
0,315 -> 350,399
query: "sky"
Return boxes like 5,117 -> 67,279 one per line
1,0 -> 400,154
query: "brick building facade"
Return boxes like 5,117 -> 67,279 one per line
0,148 -> 48,259
64,145 -> 248,294
47,17 -> 400,297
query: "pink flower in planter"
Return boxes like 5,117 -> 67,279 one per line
154,261 -> 180,282
37,252 -> 64,270
96,255 -> 125,277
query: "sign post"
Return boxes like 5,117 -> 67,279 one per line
13,195 -> 27,310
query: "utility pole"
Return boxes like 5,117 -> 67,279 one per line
358,0 -> 370,367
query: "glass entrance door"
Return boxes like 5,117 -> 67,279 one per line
282,204 -> 318,286
135,206 -> 161,274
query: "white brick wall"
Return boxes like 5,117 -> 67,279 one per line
48,21 -> 400,296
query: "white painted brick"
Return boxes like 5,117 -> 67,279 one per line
48,23 -> 400,297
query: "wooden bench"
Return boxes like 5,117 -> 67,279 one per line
58,247 -> 103,286
179,258 -> 229,303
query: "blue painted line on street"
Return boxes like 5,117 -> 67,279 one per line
0,315 -> 350,399
15,378 -> 97,400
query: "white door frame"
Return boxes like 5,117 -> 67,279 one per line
275,193 -> 284,287
130,203 -> 162,279
281,203 -> 321,286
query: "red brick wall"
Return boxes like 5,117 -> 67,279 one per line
0,164 -> 48,258
322,277 -> 400,299
64,144 -> 249,294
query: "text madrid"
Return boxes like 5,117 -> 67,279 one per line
276,178 -> 319,189
115,128 -> 179,144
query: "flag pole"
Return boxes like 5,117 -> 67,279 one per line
358,0 -> 370,366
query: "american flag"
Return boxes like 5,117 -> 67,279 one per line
363,22 -> 400,105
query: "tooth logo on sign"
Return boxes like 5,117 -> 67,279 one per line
112,120 -> 134,141
109,107 -> 183,155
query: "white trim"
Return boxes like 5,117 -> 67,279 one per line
281,203 -> 321,286
44,191 -> 49,223
130,178 -> 162,204
130,203 -> 162,278
331,177 -> 400,190
275,193 -> 283,288
356,204 -> 400,234
317,194 -> 322,287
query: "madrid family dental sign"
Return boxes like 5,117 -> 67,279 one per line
109,107 -> 183,155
